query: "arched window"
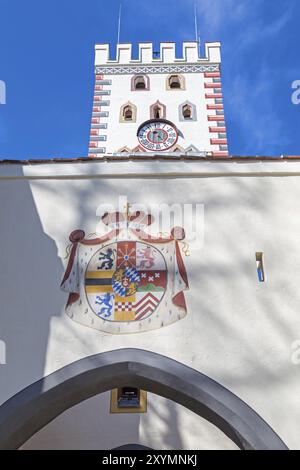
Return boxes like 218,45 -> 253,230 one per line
120,102 -> 137,123
169,76 -> 181,88
123,105 -> 133,120
135,76 -> 146,89
131,75 -> 150,91
150,100 -> 166,119
182,104 -> 192,119
154,106 -> 161,119
179,101 -> 197,121
167,74 -> 185,90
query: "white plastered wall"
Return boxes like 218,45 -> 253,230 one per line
1,160 -> 300,449
104,72 -> 212,153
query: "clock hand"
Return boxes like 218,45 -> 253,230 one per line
156,133 -> 164,142
152,131 -> 163,143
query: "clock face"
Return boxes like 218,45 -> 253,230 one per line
137,119 -> 178,151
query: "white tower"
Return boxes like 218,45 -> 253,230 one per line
89,41 -> 228,157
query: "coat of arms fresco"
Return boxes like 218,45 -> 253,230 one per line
61,209 -> 189,334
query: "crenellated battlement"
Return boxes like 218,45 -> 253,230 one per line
95,41 -> 221,66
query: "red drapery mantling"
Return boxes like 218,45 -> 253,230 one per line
173,240 -> 189,310
61,228 -> 120,306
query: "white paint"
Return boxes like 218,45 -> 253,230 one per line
94,42 -> 219,65
1,160 -> 300,449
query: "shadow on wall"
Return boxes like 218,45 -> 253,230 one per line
21,392 -> 232,450
21,393 -> 185,450
1,167 -> 300,449
0,167 -> 64,404
20,392 -> 142,450
143,395 -> 184,450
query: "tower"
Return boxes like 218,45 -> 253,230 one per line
89,42 -> 228,157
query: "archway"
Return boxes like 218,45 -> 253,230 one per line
0,349 -> 287,450
114,444 -> 153,450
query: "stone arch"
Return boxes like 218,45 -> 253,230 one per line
114,444 -> 153,450
0,349 -> 288,450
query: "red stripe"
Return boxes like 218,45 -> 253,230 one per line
135,300 -> 157,315
207,116 -> 225,121
207,104 -> 223,110
205,93 -> 222,99
135,299 -> 156,312
209,127 -> 226,133
135,307 -> 153,321
211,138 -> 227,145
212,151 -> 229,157
204,72 -> 220,78
134,293 -> 158,309
205,83 -> 222,89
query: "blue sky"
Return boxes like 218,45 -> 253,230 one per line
0,0 -> 299,159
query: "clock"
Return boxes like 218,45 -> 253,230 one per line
137,119 -> 179,152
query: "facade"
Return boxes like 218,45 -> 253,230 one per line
0,41 -> 299,451
89,41 -> 228,157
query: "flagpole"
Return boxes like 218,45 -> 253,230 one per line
194,1 -> 200,54
194,2 -> 198,42
117,3 -> 122,44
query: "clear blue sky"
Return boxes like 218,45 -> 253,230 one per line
0,0 -> 299,159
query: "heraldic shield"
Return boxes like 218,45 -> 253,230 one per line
61,210 -> 189,334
